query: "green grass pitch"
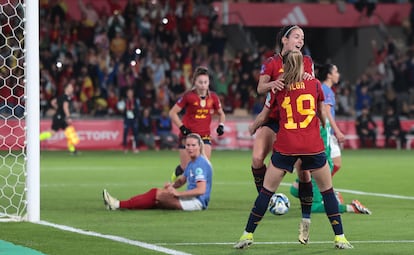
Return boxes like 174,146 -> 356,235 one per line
1,149 -> 414,255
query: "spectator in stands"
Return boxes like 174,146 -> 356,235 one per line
106,86 -> 119,116
122,0 -> 139,32
383,106 -> 407,148
212,70 -> 231,96
120,88 -> 140,153
148,54 -> 169,92
78,0 -> 99,28
208,21 -> 227,56
107,9 -> 126,40
93,26 -> 109,51
355,84 -> 372,116
38,0 -> 414,126
156,109 -> 179,150
139,67 -> 157,108
355,107 -> 377,148
336,85 -> 354,117
109,28 -> 127,59
390,53 -> 410,116
77,0 -> 98,46
238,72 -> 255,109
168,74 -> 186,108
179,11 -> 195,43
139,14 -> 152,40
91,89 -> 108,117
115,62 -> 131,99
78,66 -> 95,114
138,107 -> 157,150
251,95 -> 265,116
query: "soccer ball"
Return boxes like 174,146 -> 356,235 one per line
268,193 -> 290,216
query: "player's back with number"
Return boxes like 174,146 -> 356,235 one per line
273,78 -> 325,155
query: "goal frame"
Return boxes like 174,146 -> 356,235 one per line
25,0 -> 40,222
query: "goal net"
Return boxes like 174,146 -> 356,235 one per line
0,0 -> 39,221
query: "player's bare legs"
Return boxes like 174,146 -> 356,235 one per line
332,155 -> 341,176
203,144 -> 212,160
234,163 -> 286,249
311,163 -> 333,194
251,126 -> 275,193
262,164 -> 286,192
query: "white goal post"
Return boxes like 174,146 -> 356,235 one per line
0,0 -> 39,222
26,0 -> 40,222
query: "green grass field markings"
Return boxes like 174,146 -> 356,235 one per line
334,188 -> 414,200
36,220 -> 414,253
154,240 -> 414,246
38,221 -> 192,255
40,181 -> 414,200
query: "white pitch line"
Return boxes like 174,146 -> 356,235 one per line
35,185 -> 413,254
40,181 -> 414,200
334,188 -> 414,200
154,240 -> 414,246
37,221 -> 192,255
279,182 -> 414,200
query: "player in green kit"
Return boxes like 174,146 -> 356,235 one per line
289,107 -> 371,215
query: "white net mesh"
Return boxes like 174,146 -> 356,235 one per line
0,0 -> 27,221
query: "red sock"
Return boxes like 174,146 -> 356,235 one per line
120,188 -> 158,209
331,165 -> 340,177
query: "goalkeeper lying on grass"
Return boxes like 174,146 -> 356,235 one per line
290,125 -> 371,215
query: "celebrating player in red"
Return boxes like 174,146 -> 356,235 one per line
250,25 -> 316,243
251,25 -> 314,193
234,50 -> 353,250
169,66 -> 226,181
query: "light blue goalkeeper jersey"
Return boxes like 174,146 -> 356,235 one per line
322,83 -> 336,133
184,155 -> 213,209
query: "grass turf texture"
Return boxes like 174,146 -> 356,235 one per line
0,149 -> 413,254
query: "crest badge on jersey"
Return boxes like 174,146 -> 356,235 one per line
260,64 -> 266,74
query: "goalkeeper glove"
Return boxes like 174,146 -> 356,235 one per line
179,125 -> 191,136
216,124 -> 224,136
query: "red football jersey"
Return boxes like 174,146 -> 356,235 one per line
176,90 -> 222,137
266,78 -> 325,155
260,54 -> 314,119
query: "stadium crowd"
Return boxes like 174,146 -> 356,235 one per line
1,0 -> 414,128
36,0 -> 258,120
